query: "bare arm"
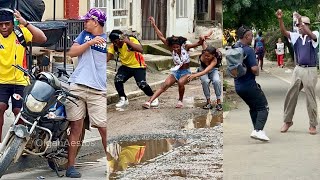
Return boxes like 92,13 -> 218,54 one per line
123,37 -> 143,53
187,58 -> 217,81
149,16 -> 168,46
25,24 -> 47,43
262,39 -> 266,53
14,10 -> 47,43
300,23 -> 317,40
251,66 -> 259,76
276,9 -> 290,39
199,29 -> 214,50
107,53 -> 114,62
202,41 -> 208,50
185,39 -> 204,51
67,42 -> 91,57
67,36 -> 106,57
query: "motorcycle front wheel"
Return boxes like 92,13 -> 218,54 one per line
0,136 -> 24,177
47,124 -> 86,171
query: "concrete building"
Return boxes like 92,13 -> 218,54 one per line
41,0 -> 222,41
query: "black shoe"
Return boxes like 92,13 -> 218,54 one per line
203,103 -> 213,109
216,104 -> 223,111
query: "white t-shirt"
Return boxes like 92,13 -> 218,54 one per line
68,30 -> 107,91
276,43 -> 285,55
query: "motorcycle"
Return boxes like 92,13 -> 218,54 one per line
0,65 -> 89,178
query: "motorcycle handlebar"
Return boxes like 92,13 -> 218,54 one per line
12,65 -> 36,80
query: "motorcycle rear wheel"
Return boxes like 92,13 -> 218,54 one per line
0,136 -> 24,177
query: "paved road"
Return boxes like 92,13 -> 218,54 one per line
2,156 -> 106,179
224,60 -> 320,180
1,102 -> 105,176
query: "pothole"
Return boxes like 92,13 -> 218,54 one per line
184,110 -> 223,129
107,138 -> 189,179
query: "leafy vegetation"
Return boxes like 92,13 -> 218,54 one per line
223,0 -> 320,61
223,0 -> 319,30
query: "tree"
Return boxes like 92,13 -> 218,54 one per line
223,0 -> 320,62
223,0 -> 319,30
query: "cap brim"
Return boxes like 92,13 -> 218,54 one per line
79,15 -> 90,20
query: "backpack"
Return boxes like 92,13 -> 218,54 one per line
255,37 -> 264,53
226,45 -> 247,78
114,34 -> 143,72
13,26 -> 29,69
215,50 -> 222,68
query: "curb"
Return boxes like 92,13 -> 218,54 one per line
107,80 -> 165,105
6,136 -> 103,174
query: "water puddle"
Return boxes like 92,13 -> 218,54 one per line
184,110 -> 223,129
107,138 -> 188,179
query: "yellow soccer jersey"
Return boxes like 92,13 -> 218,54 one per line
0,26 -> 33,86
108,37 -> 146,68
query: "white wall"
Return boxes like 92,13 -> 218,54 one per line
79,0 -> 89,17
167,0 -> 195,37
90,0 -> 141,34
175,0 -> 194,36
131,0 -> 142,35
166,0 -> 176,37
42,0 -> 64,20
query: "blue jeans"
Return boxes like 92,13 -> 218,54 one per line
199,67 -> 222,100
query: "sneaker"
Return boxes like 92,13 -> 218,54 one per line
142,102 -> 151,109
216,104 -> 223,111
250,130 -> 257,138
251,130 -> 270,141
115,97 -> 129,108
150,98 -> 159,107
203,103 -> 213,109
66,166 -> 81,178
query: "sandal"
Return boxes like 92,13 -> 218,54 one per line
175,100 -> 184,108
203,103 -> 213,109
66,166 -> 82,178
216,104 -> 223,111
142,102 -> 151,109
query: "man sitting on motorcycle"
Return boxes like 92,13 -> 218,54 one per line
0,9 -> 46,143
65,8 -> 107,178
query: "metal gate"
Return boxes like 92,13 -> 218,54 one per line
141,0 -> 167,40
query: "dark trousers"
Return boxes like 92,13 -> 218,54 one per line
114,65 -> 154,98
236,82 -> 269,130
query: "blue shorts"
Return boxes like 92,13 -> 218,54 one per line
171,69 -> 191,80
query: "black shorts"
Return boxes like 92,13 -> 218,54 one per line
0,84 -> 25,110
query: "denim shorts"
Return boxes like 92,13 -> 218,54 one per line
171,69 -> 191,80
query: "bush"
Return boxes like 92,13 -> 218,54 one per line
263,29 -> 294,62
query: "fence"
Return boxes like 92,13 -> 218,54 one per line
48,20 -> 85,51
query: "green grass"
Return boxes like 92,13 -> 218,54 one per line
222,101 -> 232,111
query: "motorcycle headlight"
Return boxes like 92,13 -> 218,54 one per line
26,95 -> 47,113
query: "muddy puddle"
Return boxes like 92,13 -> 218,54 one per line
184,110 -> 223,129
107,138 -> 189,179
